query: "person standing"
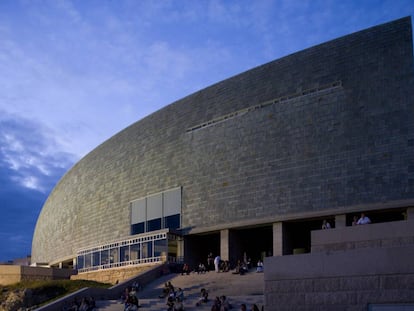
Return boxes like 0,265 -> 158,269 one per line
356,213 -> 371,225
214,254 -> 221,273
322,219 -> 331,229
207,252 -> 213,271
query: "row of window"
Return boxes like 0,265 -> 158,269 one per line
77,238 -> 168,272
131,214 -> 180,235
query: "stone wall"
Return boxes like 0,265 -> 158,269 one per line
0,265 -> 74,285
264,246 -> 414,310
0,265 -> 21,285
70,263 -> 162,285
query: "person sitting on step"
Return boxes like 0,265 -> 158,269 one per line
196,288 -> 208,306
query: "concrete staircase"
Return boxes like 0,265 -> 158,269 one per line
96,270 -> 264,310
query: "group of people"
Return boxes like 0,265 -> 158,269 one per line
200,292 -> 263,311
62,296 -> 96,311
216,255 -> 264,275
232,260 -> 249,275
352,213 -> 371,225
240,304 -> 262,311
166,295 -> 184,311
211,295 -> 232,311
120,284 -> 140,311
181,259 -> 232,275
162,254 -> 265,311
159,281 -> 185,311
181,262 -> 210,274
322,212 -> 372,229
209,253 -> 263,274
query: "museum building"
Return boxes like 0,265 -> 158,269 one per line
31,16 -> 414,282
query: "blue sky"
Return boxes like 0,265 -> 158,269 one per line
0,0 -> 413,262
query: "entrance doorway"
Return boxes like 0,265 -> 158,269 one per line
184,232 -> 220,269
230,226 -> 273,266
283,218 -> 332,255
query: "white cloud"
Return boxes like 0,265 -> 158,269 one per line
20,176 -> 42,191
0,111 -> 76,193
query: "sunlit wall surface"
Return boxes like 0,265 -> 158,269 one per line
32,17 -> 414,266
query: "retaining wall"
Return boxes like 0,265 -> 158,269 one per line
311,220 -> 414,252
0,265 -> 74,286
264,245 -> 414,310
70,263 -> 161,285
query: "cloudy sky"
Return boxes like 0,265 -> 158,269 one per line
0,0 -> 413,262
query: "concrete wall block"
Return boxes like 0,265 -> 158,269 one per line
305,291 -> 356,306
355,289 -> 414,305
312,278 -> 342,292
266,292 -> 306,305
380,274 -> 414,290
339,276 -> 380,291
312,221 -> 414,253
266,279 -> 314,293
354,240 -> 381,249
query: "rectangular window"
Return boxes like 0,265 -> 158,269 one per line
92,251 -> 100,266
85,253 -> 92,268
120,245 -> 130,262
130,243 -> 140,260
131,222 -> 145,235
77,255 -> 84,269
147,218 -> 162,232
142,241 -> 153,258
130,187 -> 181,233
131,198 -> 146,224
154,239 -> 167,257
101,249 -> 109,265
163,188 -> 181,217
147,193 -> 163,220
164,214 -> 180,229
110,248 -> 118,263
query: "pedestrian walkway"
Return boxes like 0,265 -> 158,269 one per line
96,269 -> 264,311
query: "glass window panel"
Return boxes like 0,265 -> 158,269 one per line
163,187 -> 181,216
164,214 -> 180,229
77,255 -> 84,269
131,222 -> 145,234
147,218 -> 161,232
110,247 -> 119,263
131,198 -> 146,224
130,243 -> 140,260
154,239 -> 167,257
101,249 -> 109,265
142,241 -> 153,258
92,251 -> 100,266
85,253 -> 92,268
147,193 -> 162,220
120,246 -> 130,262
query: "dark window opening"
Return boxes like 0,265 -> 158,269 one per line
346,208 -> 407,226
131,222 -> 145,235
164,214 -> 180,230
147,218 -> 162,232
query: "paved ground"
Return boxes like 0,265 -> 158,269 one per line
96,269 -> 264,311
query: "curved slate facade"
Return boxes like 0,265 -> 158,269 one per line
32,17 -> 414,265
